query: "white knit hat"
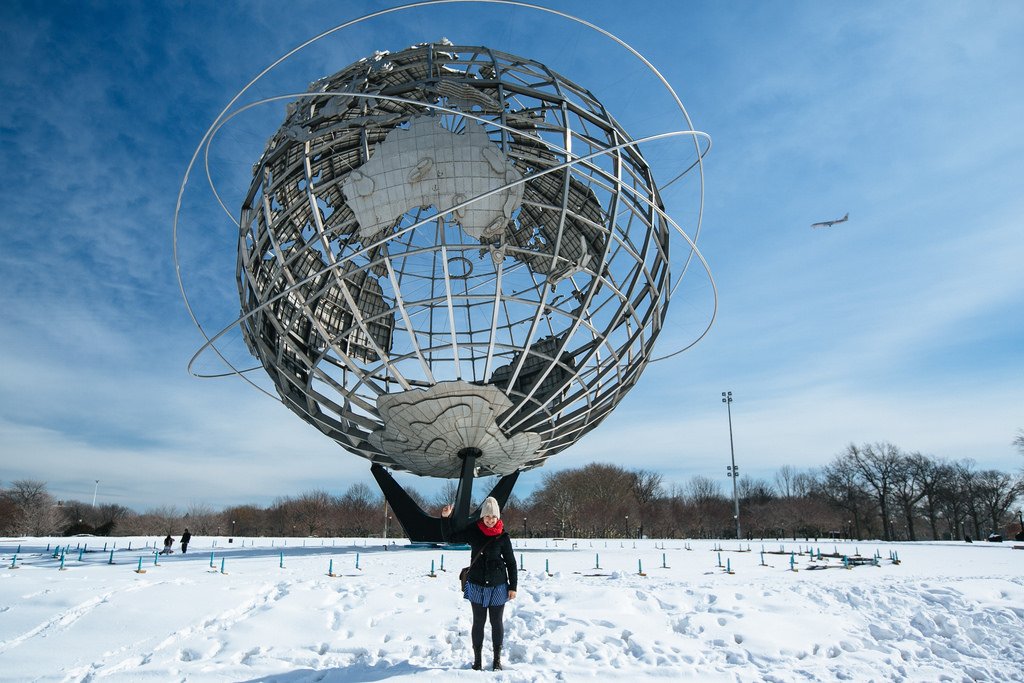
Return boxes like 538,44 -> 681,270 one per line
480,496 -> 501,519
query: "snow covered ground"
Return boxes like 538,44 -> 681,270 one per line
1,536 -> 1022,682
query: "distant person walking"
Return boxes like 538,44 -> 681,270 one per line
180,528 -> 192,554
160,534 -> 174,555
441,497 -> 517,671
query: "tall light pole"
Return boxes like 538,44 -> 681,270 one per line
722,391 -> 741,540
92,480 -> 99,507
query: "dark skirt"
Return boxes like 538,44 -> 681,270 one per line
464,580 -> 509,607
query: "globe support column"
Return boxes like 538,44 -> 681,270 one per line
452,447 -> 481,524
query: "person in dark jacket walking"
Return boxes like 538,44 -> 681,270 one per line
180,528 -> 192,554
441,497 -> 517,671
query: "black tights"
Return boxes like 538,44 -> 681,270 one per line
470,603 -> 505,652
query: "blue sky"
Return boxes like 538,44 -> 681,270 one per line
1,0 -> 1021,512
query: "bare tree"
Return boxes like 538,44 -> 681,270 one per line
973,470 -> 1024,534
336,483 -> 381,536
291,489 -> 334,536
821,456 -> 874,539
891,452 -> 928,540
112,505 -> 186,538
916,458 -> 951,540
738,476 -> 774,505
527,464 -> 640,537
220,504 -> 265,537
774,465 -> 799,498
687,475 -> 723,502
497,492 -> 524,535
57,500 -> 133,535
846,443 -> 902,540
0,490 -> 19,535
962,464 -> 991,539
57,499 -> 95,534
937,460 -> 976,541
686,475 -> 728,538
792,471 -> 818,499
631,469 -> 663,538
345,482 -> 376,505
530,470 -> 579,537
434,480 -> 460,509
580,464 -> 636,537
4,480 -> 62,535
183,501 -> 218,535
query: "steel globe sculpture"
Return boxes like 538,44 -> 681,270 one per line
176,12 -> 713,542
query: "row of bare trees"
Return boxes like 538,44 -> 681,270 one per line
0,481 -> 389,539
817,443 -> 1024,541
3,439 -> 1021,540
489,445 -> 1023,542
0,480 -> 138,537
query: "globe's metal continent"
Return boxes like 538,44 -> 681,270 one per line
237,41 -> 672,479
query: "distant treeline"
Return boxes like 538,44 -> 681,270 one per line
3,441 -> 1022,541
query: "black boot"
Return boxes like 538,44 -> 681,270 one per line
492,649 -> 502,671
472,648 -> 482,670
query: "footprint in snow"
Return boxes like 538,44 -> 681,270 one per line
868,623 -> 899,640
179,648 -> 201,662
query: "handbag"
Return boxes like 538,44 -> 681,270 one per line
459,535 -> 499,591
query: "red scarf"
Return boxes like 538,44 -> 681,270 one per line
477,519 -> 504,536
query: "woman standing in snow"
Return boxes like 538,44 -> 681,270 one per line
441,497 -> 517,671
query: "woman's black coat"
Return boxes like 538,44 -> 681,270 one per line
444,520 -> 517,591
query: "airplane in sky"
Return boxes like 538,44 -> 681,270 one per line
811,212 -> 849,229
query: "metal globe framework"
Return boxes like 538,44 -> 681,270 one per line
239,40 -> 674,477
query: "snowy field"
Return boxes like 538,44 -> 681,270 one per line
1,536 -> 1022,682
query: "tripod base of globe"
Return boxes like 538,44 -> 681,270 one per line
371,449 -> 520,543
